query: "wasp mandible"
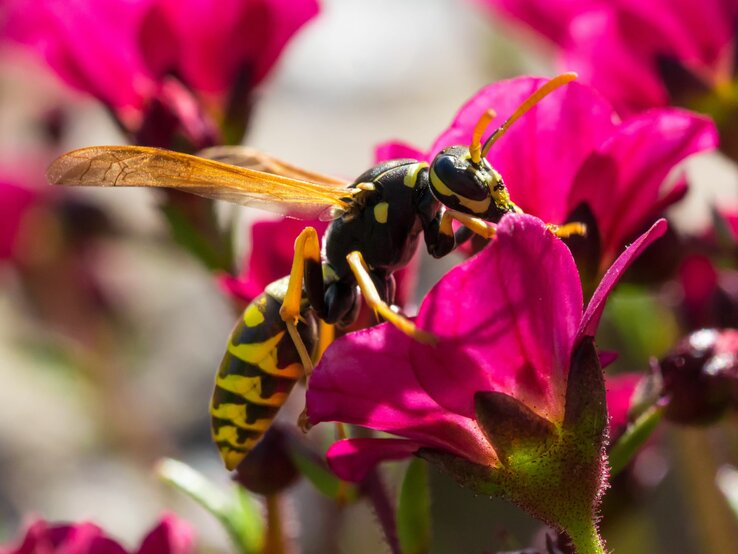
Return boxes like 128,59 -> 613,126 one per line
48,73 -> 583,470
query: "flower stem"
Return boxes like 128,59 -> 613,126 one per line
566,519 -> 607,554
263,495 -> 287,554
608,404 -> 664,477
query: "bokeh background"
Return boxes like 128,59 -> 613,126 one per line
1,0 -> 738,552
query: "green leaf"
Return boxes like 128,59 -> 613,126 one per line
156,458 -> 264,554
397,458 -> 431,554
287,445 -> 359,502
608,404 -> 664,477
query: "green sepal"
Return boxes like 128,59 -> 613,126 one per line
564,337 -> 607,442
474,391 -> 557,466
156,458 -> 264,554
421,339 -> 610,553
397,458 -> 432,554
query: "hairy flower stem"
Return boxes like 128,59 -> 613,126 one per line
608,404 -> 664,477
566,520 -> 606,554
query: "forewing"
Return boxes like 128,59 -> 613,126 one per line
198,145 -> 348,187
47,146 -> 354,218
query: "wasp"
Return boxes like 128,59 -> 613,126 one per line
48,73 -> 583,470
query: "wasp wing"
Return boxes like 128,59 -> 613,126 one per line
198,145 -> 348,187
47,146 -> 354,219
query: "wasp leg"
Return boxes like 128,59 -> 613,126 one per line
279,227 -> 323,377
442,209 -> 498,239
346,251 -> 437,345
547,222 -> 587,238
298,319 -> 337,433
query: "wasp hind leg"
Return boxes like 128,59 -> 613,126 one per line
346,251 -> 437,345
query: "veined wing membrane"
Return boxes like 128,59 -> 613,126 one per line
198,145 -> 347,187
47,146 -> 354,218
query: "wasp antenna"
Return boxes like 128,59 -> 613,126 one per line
481,72 -> 577,157
469,109 -> 497,164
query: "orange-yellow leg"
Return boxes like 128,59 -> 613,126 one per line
547,222 -> 587,238
444,209 -> 586,240
346,251 -> 437,345
442,209 -> 498,239
280,227 -> 322,376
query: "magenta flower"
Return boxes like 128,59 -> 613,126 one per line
4,0 -> 318,145
378,76 -> 716,273
220,216 -> 418,310
219,217 -> 329,304
476,0 -> 738,117
306,214 -> 666,549
138,0 -> 318,101
0,181 -> 39,262
0,515 -> 193,554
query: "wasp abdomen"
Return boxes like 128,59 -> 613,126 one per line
211,279 -> 317,470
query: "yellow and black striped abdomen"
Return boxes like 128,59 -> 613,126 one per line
211,277 -> 318,470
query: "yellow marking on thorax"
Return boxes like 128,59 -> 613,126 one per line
403,162 -> 428,187
216,374 -> 289,406
228,332 -> 285,364
243,303 -> 265,326
430,168 -> 491,215
211,404 -> 273,431
374,202 -> 389,224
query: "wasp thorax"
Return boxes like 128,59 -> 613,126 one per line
429,145 -> 515,220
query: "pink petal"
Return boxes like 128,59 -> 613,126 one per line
428,77 -> 616,223
326,438 -> 425,482
223,217 -> 327,303
615,0 -> 737,74
679,254 -> 718,320
0,182 -> 38,261
5,0 -> 154,115
136,515 -> 194,554
606,372 -> 642,435
413,214 -> 582,423
306,325 -> 495,465
140,0 -> 318,95
0,520 -> 126,554
569,109 -> 717,263
563,8 -> 670,115
474,0 -> 596,46
579,219 -> 668,339
374,141 -> 426,163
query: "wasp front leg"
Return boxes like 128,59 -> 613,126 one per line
279,227 -> 324,374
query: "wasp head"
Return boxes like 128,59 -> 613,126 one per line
429,145 -> 516,221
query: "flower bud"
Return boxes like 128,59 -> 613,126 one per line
233,425 -> 299,496
658,329 -> 738,424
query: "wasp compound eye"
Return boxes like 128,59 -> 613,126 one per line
431,154 -> 488,201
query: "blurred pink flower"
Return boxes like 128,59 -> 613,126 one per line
306,214 -> 667,482
219,217 -> 328,304
0,181 -> 39,261
378,77 -> 717,271
606,372 -> 642,439
219,216 -> 418,311
476,0 -> 738,116
4,0 -> 318,143
0,515 -> 193,554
